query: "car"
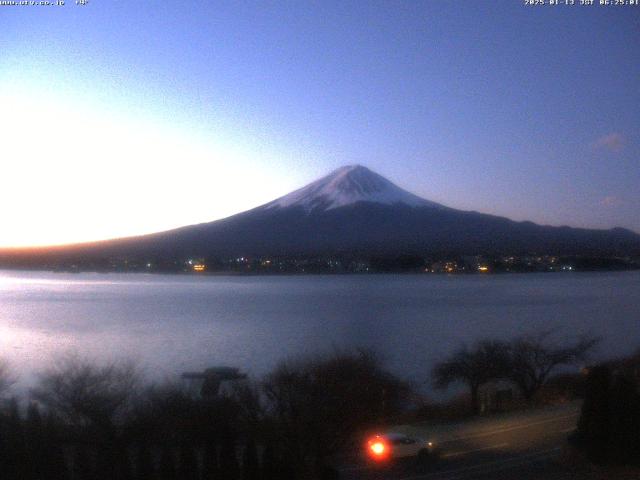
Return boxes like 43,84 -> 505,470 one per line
365,432 -> 438,465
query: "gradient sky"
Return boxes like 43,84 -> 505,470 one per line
1,1 -> 638,247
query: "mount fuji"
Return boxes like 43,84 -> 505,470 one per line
262,165 -> 442,212
3,165 -> 640,265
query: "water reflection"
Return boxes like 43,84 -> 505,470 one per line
0,270 -> 638,393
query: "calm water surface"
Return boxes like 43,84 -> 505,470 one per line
1,270 -> 639,391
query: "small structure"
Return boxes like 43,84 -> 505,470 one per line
478,380 -> 516,413
182,366 -> 247,399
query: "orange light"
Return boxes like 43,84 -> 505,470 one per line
370,442 -> 385,455
367,437 -> 390,461
193,264 -> 206,272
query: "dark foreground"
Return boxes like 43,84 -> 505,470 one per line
340,402 -> 580,480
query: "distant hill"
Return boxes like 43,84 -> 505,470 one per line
2,165 -> 640,267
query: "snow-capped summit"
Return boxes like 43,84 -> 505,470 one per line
264,164 -> 443,212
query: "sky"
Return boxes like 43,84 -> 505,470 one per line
1,1 -> 638,247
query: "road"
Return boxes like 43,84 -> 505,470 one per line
340,401 -> 581,480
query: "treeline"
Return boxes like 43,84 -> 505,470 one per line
0,350 -> 411,480
431,334 -> 640,467
431,331 -> 599,414
0,390 -> 284,480
1,336 -> 638,479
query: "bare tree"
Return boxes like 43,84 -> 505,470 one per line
432,340 -> 509,414
31,356 -> 140,428
507,332 -> 598,402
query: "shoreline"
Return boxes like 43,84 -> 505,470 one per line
1,266 -> 638,276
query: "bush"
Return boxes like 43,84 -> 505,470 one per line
575,361 -> 640,466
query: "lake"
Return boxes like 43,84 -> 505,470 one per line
1,270 -> 639,395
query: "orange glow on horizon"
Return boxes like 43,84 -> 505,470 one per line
0,91 -> 294,249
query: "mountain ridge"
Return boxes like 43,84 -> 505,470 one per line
1,165 -> 639,265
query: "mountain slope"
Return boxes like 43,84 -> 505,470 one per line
134,202 -> 639,258
127,165 -> 640,257
2,165 -> 640,264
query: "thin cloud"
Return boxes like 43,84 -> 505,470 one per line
593,133 -> 625,152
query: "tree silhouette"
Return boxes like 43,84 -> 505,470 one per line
178,441 -> 198,480
25,403 -> 47,480
43,413 -> 69,480
158,444 -> 177,480
432,340 -> 509,414
607,373 -> 640,464
507,332 -> 598,401
576,364 -> 612,464
219,426 -> 240,480
242,439 -> 260,480
0,360 -> 15,399
2,398 -> 29,480
73,444 -> 96,480
134,441 -> 155,480
260,443 -> 278,480
263,349 -> 411,476
202,440 -> 219,480
32,356 -> 139,429
576,355 -> 640,466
